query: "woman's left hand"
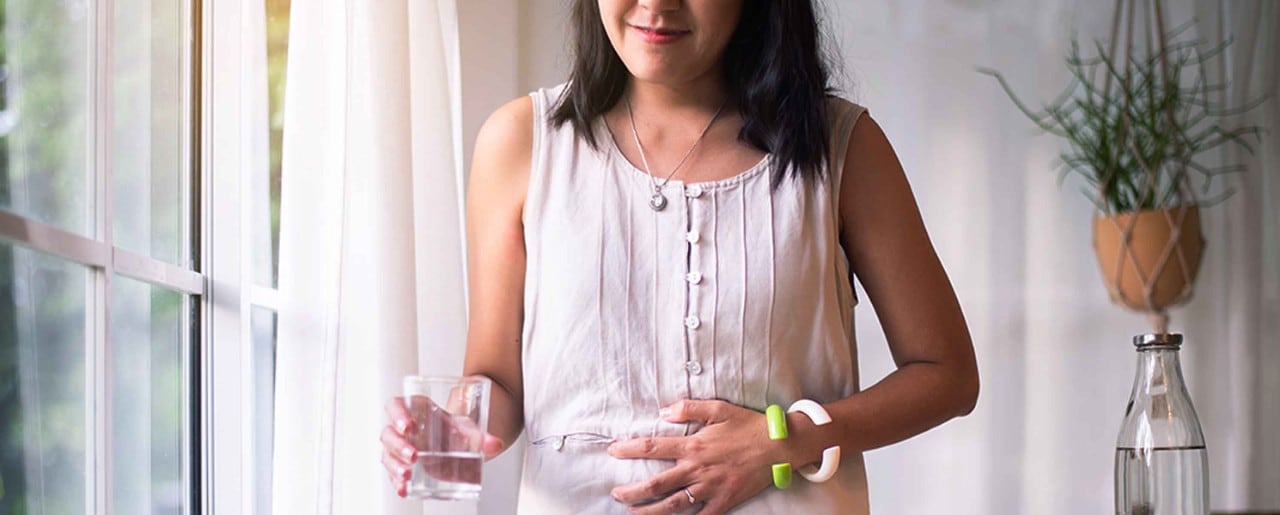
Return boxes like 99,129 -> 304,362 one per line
607,399 -> 807,514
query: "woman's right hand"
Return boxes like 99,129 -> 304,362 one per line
381,396 -> 506,497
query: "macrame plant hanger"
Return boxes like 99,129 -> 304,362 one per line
1095,0 -> 1202,334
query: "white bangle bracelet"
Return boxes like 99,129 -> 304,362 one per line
786,399 -> 841,483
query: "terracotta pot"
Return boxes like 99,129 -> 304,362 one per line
1093,206 -> 1205,312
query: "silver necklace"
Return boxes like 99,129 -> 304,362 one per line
625,96 -> 726,211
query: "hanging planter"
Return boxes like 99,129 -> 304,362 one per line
1093,205 -> 1203,330
978,0 -> 1267,332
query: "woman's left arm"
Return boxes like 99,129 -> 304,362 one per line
795,110 -> 980,454
609,113 -> 979,514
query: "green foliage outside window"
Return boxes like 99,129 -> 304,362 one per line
0,0 -> 91,512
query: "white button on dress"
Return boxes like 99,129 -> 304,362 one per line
518,83 -> 871,514
684,315 -> 701,330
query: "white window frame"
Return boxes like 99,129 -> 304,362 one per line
0,0 -> 205,512
0,0 -> 290,512
201,0 -> 283,513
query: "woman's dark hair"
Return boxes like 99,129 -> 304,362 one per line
550,1 -> 836,187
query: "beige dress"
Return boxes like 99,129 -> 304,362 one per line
517,83 -> 871,514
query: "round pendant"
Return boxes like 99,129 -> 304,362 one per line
649,192 -> 668,211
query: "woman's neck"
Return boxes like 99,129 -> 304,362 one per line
626,74 -> 730,119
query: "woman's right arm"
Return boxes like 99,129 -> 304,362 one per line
381,96 -> 534,494
459,96 -> 534,448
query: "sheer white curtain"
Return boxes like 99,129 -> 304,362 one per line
820,0 -> 1279,513
272,1 -> 474,514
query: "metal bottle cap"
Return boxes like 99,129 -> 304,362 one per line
1133,332 -> 1184,347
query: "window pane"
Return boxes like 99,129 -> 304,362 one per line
259,0 -> 291,287
0,1 -> 92,235
110,275 -> 188,515
0,241 -> 89,514
113,0 -> 188,266
251,305 -> 277,514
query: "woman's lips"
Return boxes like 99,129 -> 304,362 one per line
631,25 -> 690,44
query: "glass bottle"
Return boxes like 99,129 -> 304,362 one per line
1115,333 -> 1209,514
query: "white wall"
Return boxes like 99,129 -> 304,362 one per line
458,1 -> 1280,513
517,0 -> 573,93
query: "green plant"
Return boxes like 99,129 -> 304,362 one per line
978,20 -> 1268,215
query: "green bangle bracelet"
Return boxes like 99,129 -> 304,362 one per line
772,463 -> 793,490
766,404 -> 788,440
765,404 -> 792,489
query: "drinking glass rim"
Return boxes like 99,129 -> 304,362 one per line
403,375 -> 491,389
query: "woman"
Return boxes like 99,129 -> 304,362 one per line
381,0 -> 978,513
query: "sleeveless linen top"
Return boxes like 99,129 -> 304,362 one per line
518,83 -> 871,514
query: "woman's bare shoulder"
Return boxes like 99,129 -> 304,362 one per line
468,96 -> 536,215
473,96 -> 535,177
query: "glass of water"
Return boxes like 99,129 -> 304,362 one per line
403,375 -> 491,501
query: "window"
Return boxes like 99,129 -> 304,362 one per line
0,1 -> 200,514
246,0 -> 289,512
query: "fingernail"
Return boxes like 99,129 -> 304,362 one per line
401,446 -> 415,460
396,419 -> 409,433
658,406 -> 672,419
